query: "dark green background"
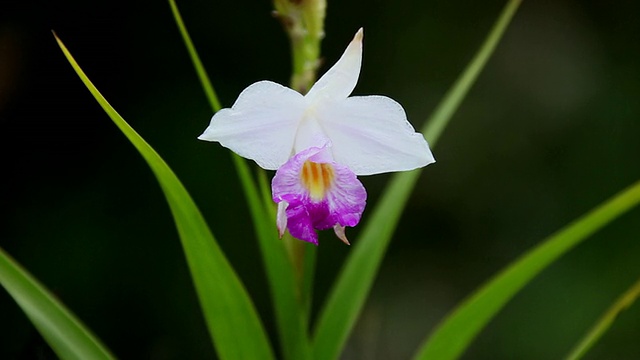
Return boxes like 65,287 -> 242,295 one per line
1,0 -> 639,358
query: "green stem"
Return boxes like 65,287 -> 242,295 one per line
301,242 -> 317,324
273,0 -> 326,313
280,233 -> 315,319
273,0 -> 326,93
565,276 -> 640,360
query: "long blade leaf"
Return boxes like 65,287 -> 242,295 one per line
565,276 -> 640,360
311,1 -> 522,358
167,2 -> 311,359
0,247 -> 114,359
415,179 -> 640,359
167,0 -> 221,111
54,33 -> 275,360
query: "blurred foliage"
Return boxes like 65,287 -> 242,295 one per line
1,0 -> 639,359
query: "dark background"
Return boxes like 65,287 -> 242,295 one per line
1,0 -> 639,359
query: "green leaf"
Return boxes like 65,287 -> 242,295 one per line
54,33 -> 275,360
565,276 -> 640,360
257,168 -> 277,219
311,1 -> 522,359
167,2 -> 311,359
0,247 -> 114,360
167,0 -> 221,111
415,179 -> 640,360
423,0 -> 522,147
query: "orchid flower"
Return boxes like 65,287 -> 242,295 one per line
199,28 -> 435,245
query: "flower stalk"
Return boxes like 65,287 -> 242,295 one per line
273,0 -> 327,94
272,0 -> 326,314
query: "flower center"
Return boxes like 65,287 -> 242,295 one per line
301,161 -> 335,201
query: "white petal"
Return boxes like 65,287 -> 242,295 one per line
317,95 -> 435,175
276,201 -> 288,238
198,81 -> 306,170
305,28 -> 363,103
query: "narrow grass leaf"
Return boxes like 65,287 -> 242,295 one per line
0,247 -> 114,360
414,179 -> 640,360
257,168 -> 277,219
167,2 -> 311,359
311,1 -> 522,359
167,0 -> 220,111
54,33 -> 275,360
565,276 -> 640,360
424,0 -> 522,146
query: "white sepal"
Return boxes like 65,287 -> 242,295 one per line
198,81 -> 305,170
317,95 -> 435,175
305,28 -> 363,103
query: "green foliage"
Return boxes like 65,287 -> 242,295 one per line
0,247 -> 114,360
54,33 -> 275,360
311,1 -> 522,359
2,1 -> 635,359
565,276 -> 640,360
232,156 -> 313,360
414,179 -> 640,359
168,1 -> 312,358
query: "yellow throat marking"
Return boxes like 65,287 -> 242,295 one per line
301,161 -> 335,201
